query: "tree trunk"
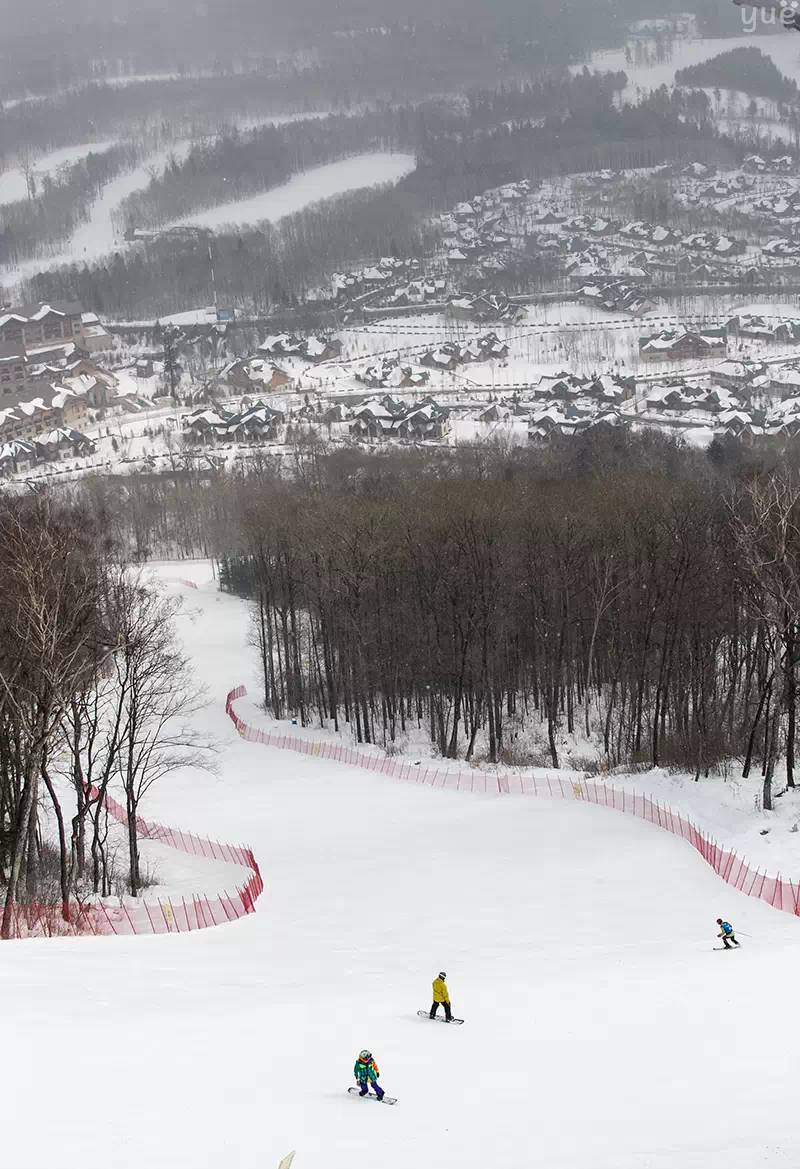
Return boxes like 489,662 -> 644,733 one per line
41,758 -> 70,922
1,766 -> 37,939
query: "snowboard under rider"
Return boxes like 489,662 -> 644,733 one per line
430,971 -> 452,1021
354,1050 -> 385,1099
717,918 -> 740,949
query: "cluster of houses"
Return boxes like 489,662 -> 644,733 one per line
220,357 -> 296,395
762,237 -> 800,260
0,429 -> 96,476
420,333 -> 509,370
385,277 -> 448,308
0,350 -> 121,479
728,314 -> 800,343
509,357 -> 800,443
258,333 -> 342,363
638,327 -> 727,362
0,300 -> 111,396
681,231 -> 747,257
0,355 -> 118,444
614,357 -> 800,440
445,291 -> 525,324
174,346 -> 800,455
577,278 -> 654,315
742,155 -> 795,174
347,395 -> 450,440
355,358 -> 430,390
618,221 -> 682,246
304,258 -> 424,305
696,173 -> 754,200
0,299 -> 130,477
424,182 -> 533,279
291,155 -> 800,320
183,400 -> 287,445
750,189 -> 800,221
638,316 -> 800,363
442,211 -> 516,267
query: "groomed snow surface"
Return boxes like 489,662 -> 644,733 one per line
2,148 -> 415,281
0,141 -> 116,206
6,563 -> 800,1169
169,152 -> 416,231
577,32 -> 800,101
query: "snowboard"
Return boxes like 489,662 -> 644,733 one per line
417,1010 -> 464,1024
348,1087 -> 397,1105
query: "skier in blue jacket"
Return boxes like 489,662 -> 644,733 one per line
716,918 -> 740,949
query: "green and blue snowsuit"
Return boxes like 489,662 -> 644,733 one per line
354,1055 -> 384,1098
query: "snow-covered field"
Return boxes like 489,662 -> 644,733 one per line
3,141 -> 194,280
0,140 -> 117,206
168,152 -> 416,232
2,148 -> 414,283
6,562 -> 800,1169
577,32 -> 800,100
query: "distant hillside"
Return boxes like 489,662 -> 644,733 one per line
675,46 -> 799,104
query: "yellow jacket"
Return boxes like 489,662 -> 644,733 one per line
432,977 -> 449,1003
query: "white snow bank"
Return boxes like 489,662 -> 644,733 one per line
4,561 -> 798,1169
576,33 -> 800,101
0,141 -> 116,206
168,152 -> 416,231
226,685 -> 800,918
3,141 -> 194,280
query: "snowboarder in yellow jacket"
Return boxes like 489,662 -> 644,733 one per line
430,971 -> 452,1021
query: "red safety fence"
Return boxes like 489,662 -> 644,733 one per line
226,684 -> 800,919
6,779 -> 263,941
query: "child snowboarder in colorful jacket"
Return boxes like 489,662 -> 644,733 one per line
354,1051 -> 385,1099
717,918 -> 740,949
430,971 -> 452,1021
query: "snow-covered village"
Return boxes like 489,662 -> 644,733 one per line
5,5 -> 800,1169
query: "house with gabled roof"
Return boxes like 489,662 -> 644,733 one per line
34,428 -> 95,462
0,301 -> 83,350
184,408 -> 232,442
394,402 -> 450,441
713,359 -> 765,391
639,329 -> 726,362
0,438 -> 37,475
222,359 -> 294,394
226,401 -> 286,442
715,410 -> 757,439
356,359 -> 430,390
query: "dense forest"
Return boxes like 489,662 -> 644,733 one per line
0,0 -> 745,107
61,431 -> 800,815
675,47 -> 800,105
116,72 -> 630,231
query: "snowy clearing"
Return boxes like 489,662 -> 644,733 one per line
4,141 -> 194,280
0,141 -> 117,206
5,562 -> 799,1169
576,32 -> 800,101
168,152 -> 417,231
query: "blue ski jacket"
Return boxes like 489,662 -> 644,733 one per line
719,921 -> 734,936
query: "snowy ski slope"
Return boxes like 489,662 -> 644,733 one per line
4,563 -> 799,1169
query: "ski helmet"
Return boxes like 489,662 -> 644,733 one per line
439,971 -> 447,979
716,918 -> 723,924
359,1050 -> 372,1061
